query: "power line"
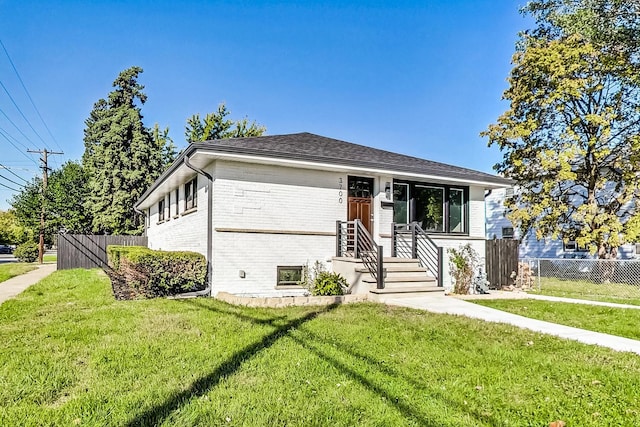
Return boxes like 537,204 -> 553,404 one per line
0,106 -> 39,149
0,128 -> 39,166
0,123 -> 31,152
0,180 -> 19,192
0,79 -> 51,150
0,162 -> 30,183
0,172 -> 25,189
0,39 -> 64,154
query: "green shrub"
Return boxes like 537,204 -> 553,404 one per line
448,244 -> 479,294
311,271 -> 347,296
14,242 -> 39,263
107,245 -> 207,298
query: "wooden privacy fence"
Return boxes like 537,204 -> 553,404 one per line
57,234 -> 148,270
485,239 -> 519,289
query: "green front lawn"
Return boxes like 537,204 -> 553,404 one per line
532,277 -> 640,306
1,270 -> 640,426
474,299 -> 640,341
0,263 -> 37,284
43,254 -> 57,263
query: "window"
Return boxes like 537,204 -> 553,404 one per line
415,185 -> 445,232
393,181 -> 468,234
564,240 -> 588,252
167,192 -> 171,219
449,188 -> 465,233
505,187 -> 515,198
502,227 -> 514,239
348,177 -> 373,198
174,188 -> 179,217
393,183 -> 409,224
277,266 -> 303,287
158,199 -> 165,222
184,178 -> 197,211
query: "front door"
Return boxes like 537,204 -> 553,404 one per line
347,176 -> 374,233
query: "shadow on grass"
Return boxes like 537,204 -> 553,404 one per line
128,299 -> 501,426
125,301 -> 339,426
292,330 -> 504,427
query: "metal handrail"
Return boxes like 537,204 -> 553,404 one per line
336,220 -> 384,289
392,222 -> 443,286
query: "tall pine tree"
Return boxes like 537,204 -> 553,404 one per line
83,66 -> 167,235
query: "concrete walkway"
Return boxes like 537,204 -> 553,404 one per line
0,263 -> 57,305
378,293 -> 640,356
459,290 -> 640,310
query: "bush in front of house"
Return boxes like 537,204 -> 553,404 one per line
310,271 -> 347,296
14,242 -> 39,263
107,245 -> 207,298
448,243 -> 479,294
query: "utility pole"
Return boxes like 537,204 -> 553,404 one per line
28,148 -> 63,264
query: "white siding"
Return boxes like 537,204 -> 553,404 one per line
145,160 -> 497,296
468,186 -> 486,238
211,161 -> 346,295
146,174 -> 208,257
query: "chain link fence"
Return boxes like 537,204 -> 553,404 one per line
516,258 -> 640,302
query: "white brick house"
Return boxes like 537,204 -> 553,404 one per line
135,133 -> 512,297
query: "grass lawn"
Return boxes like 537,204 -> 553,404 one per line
2,270 -> 640,426
0,263 -> 37,284
532,277 -> 640,306
474,299 -> 640,341
43,254 -> 57,263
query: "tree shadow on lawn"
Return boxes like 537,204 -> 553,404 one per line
125,301 -> 338,426
291,330 -> 503,427
126,299 -> 497,427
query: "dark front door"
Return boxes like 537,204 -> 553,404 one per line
347,176 -> 374,233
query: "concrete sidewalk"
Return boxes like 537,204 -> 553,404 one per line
0,263 -> 57,305
378,293 -> 640,356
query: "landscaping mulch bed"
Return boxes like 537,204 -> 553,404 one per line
104,268 -> 139,300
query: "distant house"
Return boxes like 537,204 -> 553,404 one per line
485,187 -> 640,259
135,132 -> 512,297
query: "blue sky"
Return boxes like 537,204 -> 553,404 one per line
0,0 -> 529,210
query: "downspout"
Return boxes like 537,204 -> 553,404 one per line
484,189 -> 492,239
177,154 -> 214,297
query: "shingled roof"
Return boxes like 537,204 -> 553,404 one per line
137,132 -> 512,207
192,132 -> 511,186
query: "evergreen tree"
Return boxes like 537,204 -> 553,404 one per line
83,66 -> 167,235
185,103 -> 265,142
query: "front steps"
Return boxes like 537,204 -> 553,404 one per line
332,256 -> 442,296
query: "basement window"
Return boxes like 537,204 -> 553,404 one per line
502,227 -> 514,239
276,266 -> 303,287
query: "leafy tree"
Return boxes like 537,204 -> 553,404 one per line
0,210 -> 32,244
47,161 -> 93,234
483,0 -> 640,258
83,66 -> 171,235
185,103 -> 266,142
10,161 -> 92,242
10,178 -> 41,242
